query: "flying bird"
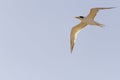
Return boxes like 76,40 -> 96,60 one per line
70,7 -> 115,53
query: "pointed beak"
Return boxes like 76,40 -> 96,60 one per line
75,16 -> 79,19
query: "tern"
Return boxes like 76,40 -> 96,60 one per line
70,7 -> 115,53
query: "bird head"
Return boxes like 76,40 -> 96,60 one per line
75,16 -> 84,20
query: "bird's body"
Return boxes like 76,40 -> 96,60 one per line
81,17 -> 104,27
70,7 -> 115,53
80,17 -> 98,25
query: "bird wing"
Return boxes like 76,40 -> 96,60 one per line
70,22 -> 87,53
87,7 -> 115,19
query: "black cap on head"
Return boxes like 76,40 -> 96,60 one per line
80,16 -> 84,18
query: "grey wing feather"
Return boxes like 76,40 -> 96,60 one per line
70,22 -> 87,53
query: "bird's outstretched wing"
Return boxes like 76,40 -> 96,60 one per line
87,7 -> 115,19
70,22 -> 87,53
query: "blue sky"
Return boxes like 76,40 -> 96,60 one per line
0,0 -> 120,80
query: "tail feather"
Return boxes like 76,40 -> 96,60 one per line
95,22 -> 104,27
98,24 -> 104,27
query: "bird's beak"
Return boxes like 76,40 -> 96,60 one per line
75,16 -> 79,19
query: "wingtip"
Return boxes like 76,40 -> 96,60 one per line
93,7 -> 116,9
70,49 -> 73,54
109,7 -> 116,9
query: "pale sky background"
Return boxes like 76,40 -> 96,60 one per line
0,0 -> 120,80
